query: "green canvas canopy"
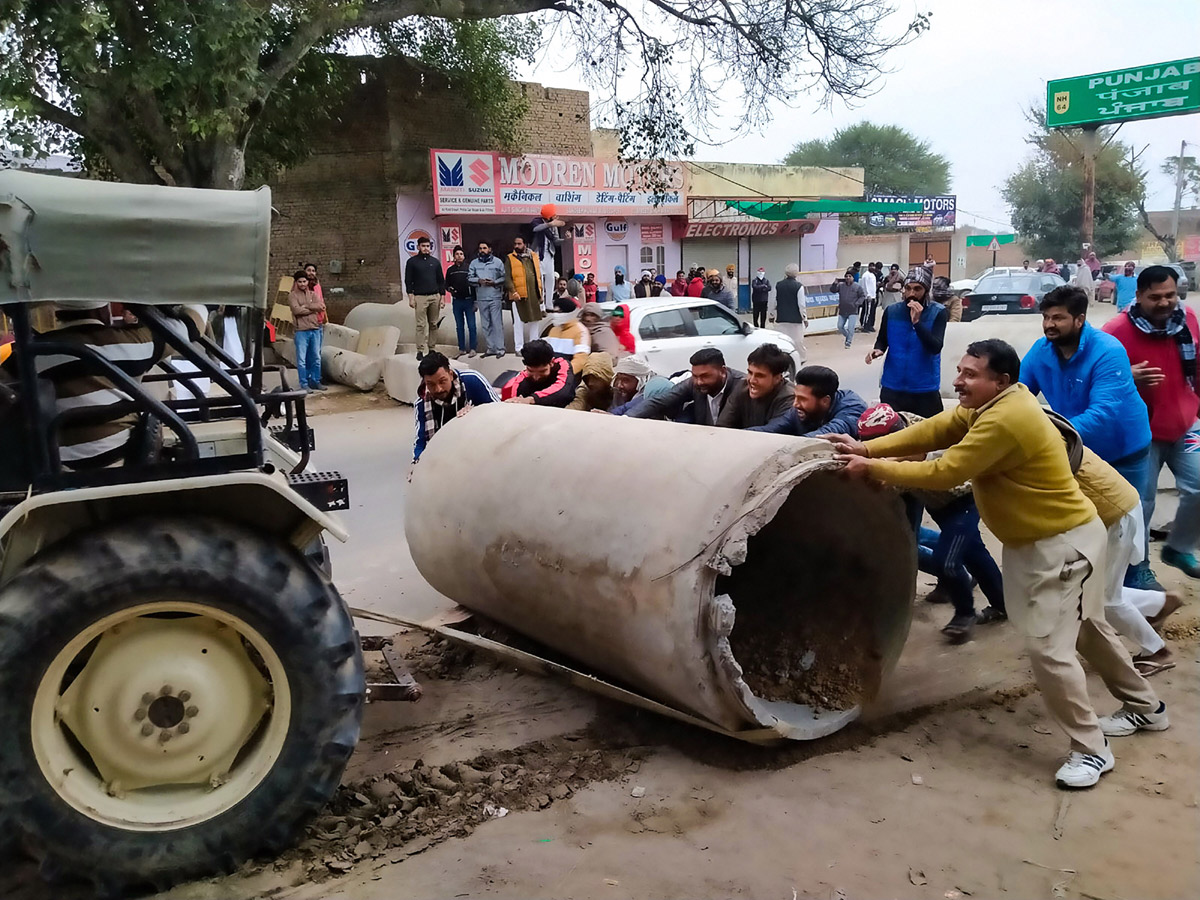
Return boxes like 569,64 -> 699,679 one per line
0,169 -> 272,309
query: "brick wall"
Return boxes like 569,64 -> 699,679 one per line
268,58 -> 592,322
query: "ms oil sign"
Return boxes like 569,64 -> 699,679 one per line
604,218 -> 628,241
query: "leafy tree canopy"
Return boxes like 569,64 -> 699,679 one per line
0,0 -> 929,190
784,122 -> 950,196
1001,111 -> 1141,261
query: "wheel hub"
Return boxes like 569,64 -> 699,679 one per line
57,616 -> 272,792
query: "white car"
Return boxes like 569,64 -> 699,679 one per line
602,297 -> 803,377
950,266 -> 1028,295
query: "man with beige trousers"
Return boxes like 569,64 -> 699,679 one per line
405,235 -> 445,359
826,338 -> 1168,790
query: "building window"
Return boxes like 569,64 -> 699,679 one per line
640,246 -> 666,276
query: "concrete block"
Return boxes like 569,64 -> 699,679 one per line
325,348 -> 384,391
356,325 -> 402,358
382,354 -> 422,404
323,323 -> 360,352
345,300 -> 519,354
275,336 -> 297,365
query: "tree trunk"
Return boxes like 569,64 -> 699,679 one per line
209,141 -> 247,191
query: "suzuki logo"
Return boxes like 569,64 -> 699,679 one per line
469,159 -> 491,186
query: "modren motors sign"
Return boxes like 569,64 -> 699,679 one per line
430,149 -> 686,216
1046,58 -> 1200,127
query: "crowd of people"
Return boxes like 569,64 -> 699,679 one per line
411,262 -> 1195,793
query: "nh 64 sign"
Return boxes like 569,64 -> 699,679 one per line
1047,58 -> 1200,127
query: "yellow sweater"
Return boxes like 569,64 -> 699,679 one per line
866,384 -> 1096,545
1075,447 -> 1140,528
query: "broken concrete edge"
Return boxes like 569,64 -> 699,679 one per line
699,455 -> 865,739
348,605 -> 787,745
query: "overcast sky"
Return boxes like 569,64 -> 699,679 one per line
521,0 -> 1199,231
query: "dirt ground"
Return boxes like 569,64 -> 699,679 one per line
6,593 -> 1193,899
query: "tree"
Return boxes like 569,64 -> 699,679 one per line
1162,152 -> 1200,208
1129,150 -> 1200,263
1001,112 -> 1141,260
783,122 -> 950,196
0,1 -> 929,191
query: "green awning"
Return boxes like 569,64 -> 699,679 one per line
724,199 -> 925,220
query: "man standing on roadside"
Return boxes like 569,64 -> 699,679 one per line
751,267 -> 771,328
702,268 -> 736,310
670,269 -> 689,296
769,264 -> 808,364
865,265 -> 948,418
1107,261 -> 1138,312
830,270 -> 867,349
445,246 -> 477,359
1104,265 -> 1200,582
723,264 -> 739,306
827,339 -> 1168,790
716,343 -> 794,430
881,263 -> 904,309
405,235 -> 445,360
468,240 -> 508,358
859,262 -> 879,333
531,204 -> 567,308
504,236 -> 544,355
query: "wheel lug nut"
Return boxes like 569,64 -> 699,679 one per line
160,685 -> 173,696
142,693 -> 155,705
159,730 -> 172,743
140,722 -> 154,737
177,723 -> 190,735
185,706 -> 199,718
133,708 -> 147,721
178,690 -> 191,702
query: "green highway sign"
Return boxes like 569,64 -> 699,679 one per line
1047,58 -> 1200,127
965,234 -> 1016,248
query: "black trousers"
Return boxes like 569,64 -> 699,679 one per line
752,301 -> 768,328
862,296 -> 879,331
880,386 -> 944,418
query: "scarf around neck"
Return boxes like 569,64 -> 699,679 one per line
424,374 -> 464,438
1128,304 -> 1196,390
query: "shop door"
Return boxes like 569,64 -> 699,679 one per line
909,239 -> 951,281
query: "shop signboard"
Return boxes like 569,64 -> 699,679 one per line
640,222 -> 664,243
431,149 -> 686,216
572,222 -> 597,274
1046,58 -> 1200,128
438,223 -> 462,266
868,195 -> 956,230
674,220 -> 818,240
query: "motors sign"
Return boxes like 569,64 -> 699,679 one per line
431,150 -> 686,216
868,195 -> 956,230
1047,58 -> 1200,127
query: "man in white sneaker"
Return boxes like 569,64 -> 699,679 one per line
826,338 -> 1168,790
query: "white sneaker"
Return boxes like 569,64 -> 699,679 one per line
1098,701 -> 1169,736
1055,742 -> 1114,789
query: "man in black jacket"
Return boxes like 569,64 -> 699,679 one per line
444,245 -> 476,357
627,348 -> 742,426
717,343 -> 794,430
405,235 -> 446,359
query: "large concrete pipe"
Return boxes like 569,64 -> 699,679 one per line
405,405 -> 916,740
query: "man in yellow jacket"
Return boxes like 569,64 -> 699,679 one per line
504,236 -> 544,354
825,338 -> 1166,790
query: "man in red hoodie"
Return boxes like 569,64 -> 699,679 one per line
1103,265 -> 1200,583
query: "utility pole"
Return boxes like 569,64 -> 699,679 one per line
1169,139 -> 1188,262
1081,125 -> 1099,252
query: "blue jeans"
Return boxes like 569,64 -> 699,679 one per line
917,500 -> 1005,618
1142,420 -> 1200,556
453,299 -> 477,352
837,313 -> 858,346
294,328 -> 322,389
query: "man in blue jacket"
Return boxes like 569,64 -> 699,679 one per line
1020,285 -> 1152,489
412,351 -> 498,465
865,266 -> 948,418
748,365 -> 867,437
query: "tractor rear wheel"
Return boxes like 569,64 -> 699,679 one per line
0,517 -> 363,893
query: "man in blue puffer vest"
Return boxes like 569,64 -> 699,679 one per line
865,265 -> 948,418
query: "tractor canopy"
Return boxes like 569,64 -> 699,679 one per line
0,169 -> 271,309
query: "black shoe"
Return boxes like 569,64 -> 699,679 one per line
941,614 -> 976,643
976,606 -> 1007,625
416,351 -> 425,361
925,584 -> 953,604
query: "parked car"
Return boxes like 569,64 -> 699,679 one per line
960,271 -> 1066,322
601,298 -> 803,377
950,266 -> 1028,295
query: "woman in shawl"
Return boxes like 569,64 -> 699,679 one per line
609,303 -> 637,354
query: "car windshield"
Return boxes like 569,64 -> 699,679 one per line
974,273 -> 1042,294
